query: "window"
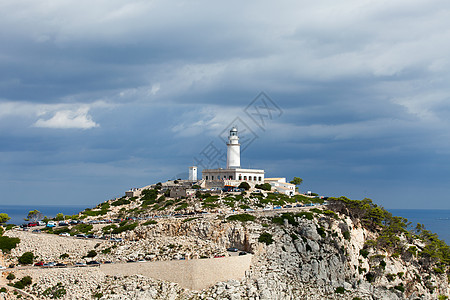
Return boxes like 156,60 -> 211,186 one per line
244,176 -> 247,180
258,176 -> 261,181
239,175 -> 242,180
253,176 -> 257,181
212,176 -> 214,180
206,176 -> 209,180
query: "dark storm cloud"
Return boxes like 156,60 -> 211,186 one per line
1,0 -> 450,208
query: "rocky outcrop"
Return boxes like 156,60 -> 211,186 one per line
3,210 -> 449,299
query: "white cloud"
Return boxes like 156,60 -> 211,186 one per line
33,106 -> 99,129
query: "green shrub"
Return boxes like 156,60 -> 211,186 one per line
6,273 -> 15,280
295,212 -> 314,220
343,231 -> 351,240
102,247 -> 111,254
394,285 -> 405,292
182,217 -> 199,223
272,213 -> 298,226
365,272 -> 375,282
111,198 -> 130,207
42,283 -> 67,299
258,232 -> 274,245
0,236 -> 20,253
60,253 -> 69,259
86,250 -> 97,258
13,281 -> 24,289
317,227 -> 326,238
93,292 -> 103,299
102,224 -> 118,233
360,249 -> 369,258
254,183 -> 272,191
335,287 -> 345,294
143,220 -> 157,226
0,287 -> 6,293
18,252 -> 34,265
434,267 -> 444,274
72,224 -> 93,234
112,222 -> 138,234
238,182 -> 250,190
227,214 -> 255,222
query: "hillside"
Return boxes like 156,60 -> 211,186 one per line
1,181 -> 449,299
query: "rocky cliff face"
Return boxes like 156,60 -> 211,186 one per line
3,209 -> 449,299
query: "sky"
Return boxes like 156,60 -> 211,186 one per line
1,0 -> 450,209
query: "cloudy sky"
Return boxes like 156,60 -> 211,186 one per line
1,0 -> 450,209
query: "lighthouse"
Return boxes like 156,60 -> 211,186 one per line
226,127 -> 241,169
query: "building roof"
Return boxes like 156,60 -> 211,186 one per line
265,178 -> 285,181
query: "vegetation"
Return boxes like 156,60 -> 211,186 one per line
182,217 -> 199,223
238,182 -> 250,190
6,273 -> 15,281
60,253 -> 69,259
86,250 -> 97,258
258,232 -> 274,245
42,282 -> 67,299
112,222 -> 138,234
254,183 -> 272,191
25,210 -> 43,222
335,287 -> 345,294
0,236 -> 20,253
18,251 -> 34,265
0,213 -> 11,224
111,197 -> 131,207
226,214 -> 255,222
143,220 -> 157,226
13,276 -> 32,289
72,224 -> 93,234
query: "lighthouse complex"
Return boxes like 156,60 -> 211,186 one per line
201,127 -> 265,189
126,127 -> 296,198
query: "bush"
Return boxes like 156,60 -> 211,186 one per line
0,287 -> 6,293
365,272 -> 375,283
21,276 -> 32,286
343,231 -> 351,240
72,224 -> 93,234
317,227 -> 326,238
360,249 -> 369,258
43,283 -> 67,299
143,220 -> 157,226
227,214 -> 255,222
111,198 -> 131,207
335,287 -> 345,294
6,273 -> 15,280
112,222 -> 138,234
258,232 -> 274,245
394,285 -> 405,292
255,183 -> 272,191
60,253 -> 69,259
86,250 -> 97,258
272,213 -> 298,226
238,182 -> 250,190
18,252 -> 34,265
0,236 -> 20,253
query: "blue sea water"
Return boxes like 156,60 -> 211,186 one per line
0,204 -> 89,225
389,209 -> 450,244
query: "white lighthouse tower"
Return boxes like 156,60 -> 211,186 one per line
226,127 -> 241,169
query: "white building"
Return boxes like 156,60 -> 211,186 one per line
265,178 -> 295,196
189,166 -> 197,181
202,127 -> 264,188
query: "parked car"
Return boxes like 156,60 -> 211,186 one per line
75,234 -> 86,238
43,262 -> 56,267
227,247 -> 239,252
214,255 -> 225,258
75,262 -> 86,266
59,232 -> 70,237
86,261 -> 100,265
38,221 -> 46,226
32,229 -> 41,233
273,206 -> 282,210
46,221 -> 56,228
34,261 -> 44,266
284,205 -> 292,208
0,265 -> 6,270
56,263 -> 66,267
58,221 -> 69,226
103,261 -> 112,264
239,251 -> 247,256
27,222 -> 38,227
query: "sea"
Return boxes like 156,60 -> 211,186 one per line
1,205 -> 449,244
0,205 -> 89,225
